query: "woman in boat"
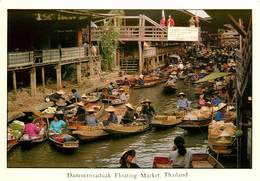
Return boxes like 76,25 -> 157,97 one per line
177,92 -> 190,110
141,99 -> 155,123
119,89 -> 128,102
198,94 -> 211,108
121,103 -> 136,124
138,75 -> 145,86
22,121 -> 41,140
108,82 -> 114,95
75,102 -> 86,123
85,108 -> 99,126
211,93 -> 222,106
103,106 -> 118,126
119,149 -> 140,168
168,136 -> 192,168
49,111 -> 67,133
123,77 -> 131,86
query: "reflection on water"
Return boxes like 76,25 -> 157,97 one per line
8,81 -> 208,168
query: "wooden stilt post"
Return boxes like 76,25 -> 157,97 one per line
56,63 -> 62,90
138,41 -> 143,74
41,67 -> 45,92
12,71 -> 17,94
76,62 -> 81,86
30,66 -> 37,96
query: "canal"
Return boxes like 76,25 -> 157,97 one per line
8,81 -> 209,168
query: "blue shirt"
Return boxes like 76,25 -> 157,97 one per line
211,98 -> 221,106
49,120 -> 66,133
215,111 -> 223,121
104,112 -> 118,126
86,114 -> 99,126
73,92 -> 81,100
177,98 -> 189,109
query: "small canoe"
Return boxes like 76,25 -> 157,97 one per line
153,153 -> 224,168
178,117 -> 212,131
20,117 -> 49,148
84,92 -> 101,103
133,81 -> 160,89
191,153 -> 224,168
163,84 -> 177,94
111,99 -> 128,106
103,122 -> 151,137
48,133 -> 79,151
72,125 -> 108,142
208,142 -> 234,154
152,115 -> 182,129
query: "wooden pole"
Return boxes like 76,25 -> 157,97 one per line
30,66 -> 37,96
138,41 -> 143,74
76,62 -> 81,86
12,71 -> 17,94
41,67 -> 45,92
56,63 -> 62,90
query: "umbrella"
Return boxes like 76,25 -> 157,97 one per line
195,72 -> 231,83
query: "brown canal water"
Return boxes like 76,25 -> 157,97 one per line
7,81 -> 209,168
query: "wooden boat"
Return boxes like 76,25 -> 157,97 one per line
163,83 -> 177,93
72,125 -> 108,142
208,141 -> 234,154
103,122 -> 151,137
84,92 -> 101,103
191,153 -> 224,168
20,117 -> 49,148
132,81 -> 160,89
178,118 -> 212,130
111,99 -> 128,106
48,133 -> 79,151
153,153 -> 224,168
7,139 -> 19,152
152,115 -> 182,129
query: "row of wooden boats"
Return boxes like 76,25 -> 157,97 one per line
153,153 -> 224,168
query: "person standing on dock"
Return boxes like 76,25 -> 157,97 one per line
168,136 -> 192,168
141,99 -> 156,123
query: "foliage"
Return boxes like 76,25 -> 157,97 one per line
99,10 -> 124,71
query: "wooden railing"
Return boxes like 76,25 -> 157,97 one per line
8,46 -> 100,70
91,26 -> 167,41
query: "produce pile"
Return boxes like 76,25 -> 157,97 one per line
183,107 -> 212,120
8,120 -> 25,140
208,120 -> 237,145
41,107 -> 57,114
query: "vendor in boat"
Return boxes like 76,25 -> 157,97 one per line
49,111 -> 67,133
166,74 -> 177,85
138,75 -> 145,86
22,120 -> 41,140
85,108 -> 99,126
141,99 -> 155,123
81,94 -> 88,104
108,82 -> 114,95
214,103 -> 227,122
70,89 -> 81,103
198,94 -> 211,107
121,103 -> 136,124
75,102 -> 86,123
211,93 -> 222,106
168,136 -> 192,168
177,92 -> 190,110
123,77 -> 131,86
119,149 -> 140,168
103,106 -> 118,126
119,89 -> 128,102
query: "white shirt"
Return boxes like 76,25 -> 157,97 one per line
168,148 -> 192,168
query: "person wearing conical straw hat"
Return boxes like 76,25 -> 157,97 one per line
121,103 -> 136,124
75,102 -> 86,123
103,106 -> 118,126
119,149 -> 140,168
85,107 -> 99,126
141,98 -> 155,123
177,92 -> 190,110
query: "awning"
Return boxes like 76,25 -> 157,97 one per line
195,72 -> 231,83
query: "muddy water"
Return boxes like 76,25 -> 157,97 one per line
8,81 -> 208,168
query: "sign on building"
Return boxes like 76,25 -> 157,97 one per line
143,47 -> 156,58
167,27 -> 199,41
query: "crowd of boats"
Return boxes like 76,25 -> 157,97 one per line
8,49 -> 239,168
